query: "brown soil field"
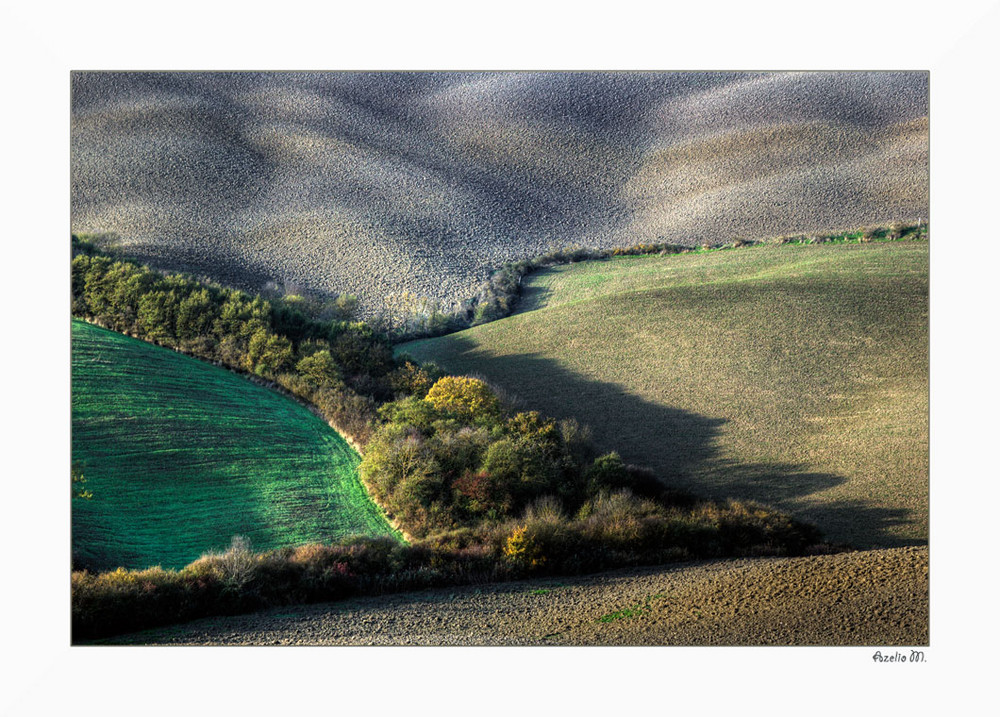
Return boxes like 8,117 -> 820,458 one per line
99,546 -> 927,646
71,71 -> 928,316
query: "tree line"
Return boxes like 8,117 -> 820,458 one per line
72,235 -> 419,446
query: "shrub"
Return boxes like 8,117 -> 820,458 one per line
503,525 -> 546,569
425,376 -> 502,422
886,222 -> 906,240
295,349 -> 342,387
333,294 -> 358,320
329,323 -> 395,378
558,418 -> 595,466
522,495 -> 564,523
360,425 -> 438,500
176,288 -> 216,340
377,396 -> 441,432
577,490 -> 653,544
312,385 -> 378,446
452,471 -> 502,518
480,438 -> 534,513
192,536 -> 259,592
429,425 -> 492,479
286,544 -> 356,597
472,300 -> 504,325
389,359 -> 440,398
585,452 -> 629,493
507,411 -> 561,452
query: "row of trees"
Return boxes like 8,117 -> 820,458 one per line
71,236 -> 412,446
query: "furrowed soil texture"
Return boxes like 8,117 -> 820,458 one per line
402,241 -> 928,548
72,320 -> 396,571
97,546 -> 928,646
71,71 -> 927,316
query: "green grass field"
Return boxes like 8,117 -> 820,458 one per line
401,241 -> 928,548
72,320 -> 397,571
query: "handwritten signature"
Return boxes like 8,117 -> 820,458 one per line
872,650 -> 926,663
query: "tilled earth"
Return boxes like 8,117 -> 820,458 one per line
102,546 -> 928,646
71,71 -> 928,317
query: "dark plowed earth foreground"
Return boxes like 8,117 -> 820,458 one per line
104,547 -> 927,646
71,71 -> 928,316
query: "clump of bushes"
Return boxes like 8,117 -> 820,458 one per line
489,491 -> 821,576
71,365 -> 827,641
380,291 -> 468,338
360,376 -> 606,537
357,376 -> 824,564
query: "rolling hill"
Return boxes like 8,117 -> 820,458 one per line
71,319 -> 397,571
400,240 -> 929,548
71,71 -> 928,316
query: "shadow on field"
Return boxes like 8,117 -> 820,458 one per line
435,334 -> 919,550
515,281 -> 556,314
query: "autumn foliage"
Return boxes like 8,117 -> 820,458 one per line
425,376 -> 502,420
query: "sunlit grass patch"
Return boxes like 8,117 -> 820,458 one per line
72,319 -> 397,571
597,593 -> 668,623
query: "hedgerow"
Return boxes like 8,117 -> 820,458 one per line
74,489 -> 826,642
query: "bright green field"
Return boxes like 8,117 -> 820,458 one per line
72,320 -> 397,571
402,242 -> 929,548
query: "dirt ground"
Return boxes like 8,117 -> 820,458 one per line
103,546 -> 927,646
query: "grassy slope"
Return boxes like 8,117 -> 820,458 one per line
402,242 -> 928,548
72,320 -> 397,571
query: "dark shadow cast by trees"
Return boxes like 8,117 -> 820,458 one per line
419,334 -> 924,549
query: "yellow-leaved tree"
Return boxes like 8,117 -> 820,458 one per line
424,376 -> 501,421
